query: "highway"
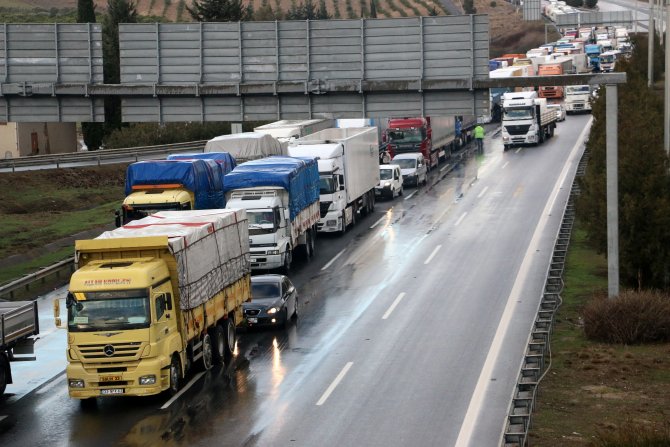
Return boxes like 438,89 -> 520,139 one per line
0,114 -> 591,447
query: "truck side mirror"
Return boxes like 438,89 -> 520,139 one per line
53,299 -> 61,327
284,209 -> 290,220
338,174 -> 345,191
115,210 -> 122,228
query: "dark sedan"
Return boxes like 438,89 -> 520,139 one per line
243,274 -> 298,329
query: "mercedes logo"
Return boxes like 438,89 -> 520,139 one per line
103,345 -> 115,357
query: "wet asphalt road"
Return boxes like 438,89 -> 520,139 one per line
0,114 -> 592,447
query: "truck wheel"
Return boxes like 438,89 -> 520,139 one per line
210,325 -> 225,365
282,250 -> 292,274
351,203 -> 357,226
399,185 -> 403,196
369,191 -> 375,212
223,316 -> 236,364
200,333 -> 214,371
169,355 -> 182,396
309,227 -> 316,256
503,145 -> 509,152
0,354 -> 8,396
79,398 -> 97,410
340,212 -> 347,236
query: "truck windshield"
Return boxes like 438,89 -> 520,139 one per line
387,129 -> 423,144
247,210 -> 276,227
600,55 -> 614,63
68,290 -> 150,332
123,203 -> 189,224
503,108 -> 533,120
566,86 -> 590,95
319,176 -> 337,195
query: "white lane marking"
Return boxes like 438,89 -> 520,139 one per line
455,117 -> 591,447
321,248 -> 346,271
455,212 -> 467,227
36,373 -> 66,395
382,292 -> 406,320
404,191 -> 417,200
369,215 -> 386,229
424,245 -> 442,265
502,161 -> 509,169
515,148 -> 522,154
440,164 -> 450,172
160,371 -> 205,410
0,416 -> 7,423
477,186 -> 489,199
316,362 -> 354,406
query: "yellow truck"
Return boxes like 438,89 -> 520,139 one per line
55,209 -> 250,402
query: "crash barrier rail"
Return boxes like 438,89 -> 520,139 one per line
0,140 -> 208,172
0,257 -> 75,301
500,148 -> 589,446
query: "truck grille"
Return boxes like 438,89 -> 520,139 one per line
505,124 -> 531,135
320,201 -> 331,218
77,342 -> 142,360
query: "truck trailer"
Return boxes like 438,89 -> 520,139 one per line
58,209 -> 251,401
118,159 -> 225,226
501,91 -> 558,150
205,132 -> 285,162
224,157 -> 320,272
288,127 -> 380,234
253,119 -> 334,146
1,301 -> 39,395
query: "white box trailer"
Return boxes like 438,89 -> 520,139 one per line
253,119 -> 335,145
288,127 -> 379,233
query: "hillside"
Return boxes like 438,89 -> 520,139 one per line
1,0 -> 548,50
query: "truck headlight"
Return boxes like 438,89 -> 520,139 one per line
267,249 -> 280,255
384,181 -> 391,187
69,379 -> 85,388
139,375 -> 156,385
267,307 -> 279,314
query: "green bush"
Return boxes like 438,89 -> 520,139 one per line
583,290 -> 670,344
489,1 -> 496,6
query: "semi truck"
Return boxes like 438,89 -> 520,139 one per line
117,159 -> 226,226
56,209 -> 251,402
253,119 -> 334,146
224,157 -> 320,272
564,84 -> 593,114
288,127 -> 380,234
501,91 -> 558,150
1,301 -> 39,395
384,116 -> 475,170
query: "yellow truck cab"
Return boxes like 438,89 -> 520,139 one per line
58,209 -> 250,402
118,159 -> 226,226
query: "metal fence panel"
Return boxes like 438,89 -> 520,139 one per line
0,96 -> 104,122
0,23 -> 102,84
555,11 -> 633,27
120,17 -> 489,85
523,0 -> 542,21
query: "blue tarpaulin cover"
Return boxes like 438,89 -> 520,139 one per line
167,152 -> 237,178
125,159 -> 225,209
223,156 -> 319,219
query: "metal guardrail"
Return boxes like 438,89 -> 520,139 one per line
0,258 -> 75,301
0,140 -> 208,172
500,148 -> 589,446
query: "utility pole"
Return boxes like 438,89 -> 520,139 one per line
606,84 -> 620,298
649,0 -> 655,86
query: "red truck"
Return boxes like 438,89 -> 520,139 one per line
384,116 -> 476,170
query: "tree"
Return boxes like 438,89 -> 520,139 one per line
77,0 -> 104,150
187,0 -> 253,22
286,0 -> 330,19
428,4 -> 439,15
370,0 -> 377,18
254,3 -> 283,20
583,0 -> 598,8
577,44 -> 670,290
463,0 -> 476,14
102,0 -> 138,136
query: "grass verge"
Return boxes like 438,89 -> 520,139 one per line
529,226 -> 670,445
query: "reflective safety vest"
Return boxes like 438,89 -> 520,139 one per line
474,126 -> 485,139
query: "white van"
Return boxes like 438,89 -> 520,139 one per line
390,153 -> 428,186
375,164 -> 403,199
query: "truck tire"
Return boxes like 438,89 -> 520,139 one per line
369,191 -> 375,212
200,333 -> 214,371
0,354 -> 8,396
282,250 -> 292,274
223,316 -> 236,364
340,211 -> 347,236
210,324 -> 226,365
169,354 -> 182,396
503,144 -> 510,152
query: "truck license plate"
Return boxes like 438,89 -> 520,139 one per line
248,317 -> 258,324
99,375 -> 122,382
100,388 -> 124,395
